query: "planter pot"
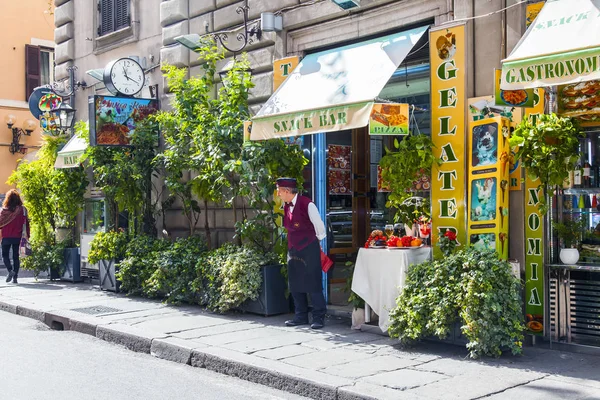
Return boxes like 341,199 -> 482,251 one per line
239,264 -> 290,316
60,247 -> 82,282
559,248 -> 579,265
404,223 -> 417,237
49,266 -> 61,281
98,259 -> 120,292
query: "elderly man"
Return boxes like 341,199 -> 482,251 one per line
276,177 -> 327,329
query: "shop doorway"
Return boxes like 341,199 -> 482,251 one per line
325,127 -> 396,306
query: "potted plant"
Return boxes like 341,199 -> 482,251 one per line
88,230 -> 128,292
379,133 -> 440,225
553,218 -> 585,265
388,247 -> 525,358
510,113 -> 584,215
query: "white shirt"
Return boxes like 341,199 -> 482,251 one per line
288,194 -> 327,241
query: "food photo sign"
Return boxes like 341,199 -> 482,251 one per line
494,69 -> 535,108
89,95 -> 158,146
368,103 -> 409,135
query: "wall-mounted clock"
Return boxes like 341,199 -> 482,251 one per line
103,57 -> 145,96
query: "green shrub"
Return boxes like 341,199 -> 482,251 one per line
388,247 -> 524,358
143,235 -> 207,303
87,230 -> 128,264
196,243 -> 279,313
21,237 -> 65,278
116,235 -> 170,295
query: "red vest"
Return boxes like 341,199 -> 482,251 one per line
283,195 -> 317,251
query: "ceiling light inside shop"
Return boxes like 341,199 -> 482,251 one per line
331,0 -> 361,10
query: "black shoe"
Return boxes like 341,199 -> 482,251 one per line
311,320 -> 324,330
285,319 -> 309,327
6,271 -> 14,283
12,276 -> 17,284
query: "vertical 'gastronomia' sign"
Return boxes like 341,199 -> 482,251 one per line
430,24 -> 467,255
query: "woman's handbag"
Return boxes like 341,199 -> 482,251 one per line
19,208 -> 32,258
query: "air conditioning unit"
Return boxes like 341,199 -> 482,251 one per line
331,0 -> 361,10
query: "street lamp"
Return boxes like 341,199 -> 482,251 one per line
52,103 -> 77,133
5,114 -> 37,154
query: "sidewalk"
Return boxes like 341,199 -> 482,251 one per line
1,276 -> 599,400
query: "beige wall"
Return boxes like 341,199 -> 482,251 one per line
0,0 -> 54,195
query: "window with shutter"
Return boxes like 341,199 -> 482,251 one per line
25,45 -> 41,101
114,0 -> 130,31
98,0 -> 129,36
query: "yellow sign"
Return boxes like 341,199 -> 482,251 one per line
273,56 -> 300,91
369,103 -> 409,135
430,24 -> 467,256
467,117 -> 511,260
523,88 -> 545,335
526,1 -> 545,28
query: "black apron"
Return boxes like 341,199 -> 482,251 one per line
287,239 -> 322,293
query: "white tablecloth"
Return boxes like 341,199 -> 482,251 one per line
351,246 -> 432,332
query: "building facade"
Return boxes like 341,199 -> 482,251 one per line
58,0 -> 530,303
0,0 -> 56,197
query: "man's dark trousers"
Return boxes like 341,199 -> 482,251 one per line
291,290 -> 326,322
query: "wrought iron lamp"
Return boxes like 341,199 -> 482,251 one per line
5,114 -> 37,154
213,5 -> 262,54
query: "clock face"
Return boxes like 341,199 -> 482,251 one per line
105,58 -> 145,96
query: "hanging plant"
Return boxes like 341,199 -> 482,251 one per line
509,113 -> 584,214
379,133 -> 441,222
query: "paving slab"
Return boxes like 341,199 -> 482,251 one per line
253,344 -> 318,360
172,320 -> 261,339
405,368 -> 546,399
283,347 -> 369,370
322,355 -> 422,379
338,382 -> 429,400
128,313 -> 237,334
192,326 -> 289,346
226,330 -> 321,353
485,376 -> 600,400
360,368 -> 449,391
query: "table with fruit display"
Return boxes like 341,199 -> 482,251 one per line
351,229 -> 432,332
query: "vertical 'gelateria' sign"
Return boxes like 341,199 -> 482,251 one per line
430,23 -> 467,255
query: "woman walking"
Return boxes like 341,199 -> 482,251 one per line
0,189 -> 29,284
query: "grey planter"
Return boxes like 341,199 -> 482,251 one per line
240,264 -> 290,316
98,259 -> 120,292
61,247 -> 82,282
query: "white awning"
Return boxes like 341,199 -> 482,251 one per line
501,0 -> 600,90
54,135 -> 88,168
250,26 -> 428,140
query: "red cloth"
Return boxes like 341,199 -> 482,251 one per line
320,250 -> 333,273
0,207 -> 29,239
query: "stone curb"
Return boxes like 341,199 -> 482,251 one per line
16,305 -> 46,322
96,323 -> 167,354
0,299 -> 371,400
0,300 -> 17,314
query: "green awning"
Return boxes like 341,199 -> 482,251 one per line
251,26 -> 428,140
54,135 -> 87,168
501,0 -> 600,90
